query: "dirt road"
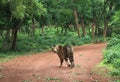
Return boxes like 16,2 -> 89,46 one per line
0,43 -> 111,82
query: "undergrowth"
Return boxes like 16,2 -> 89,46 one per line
103,34 -> 120,77
0,27 -> 105,63
17,27 -> 92,52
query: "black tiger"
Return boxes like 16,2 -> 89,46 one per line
52,45 -> 74,68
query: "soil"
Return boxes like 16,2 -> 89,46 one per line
0,43 -> 116,82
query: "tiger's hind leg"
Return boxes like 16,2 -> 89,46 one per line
59,58 -> 64,67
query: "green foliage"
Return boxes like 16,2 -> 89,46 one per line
0,26 -> 105,63
113,11 -> 120,22
10,0 -> 26,19
0,0 -> 46,29
106,34 -> 120,48
25,0 -> 46,18
16,27 -> 92,52
103,34 -> 120,76
104,51 -> 119,64
112,59 -> 120,68
0,51 -> 25,63
110,70 -> 120,76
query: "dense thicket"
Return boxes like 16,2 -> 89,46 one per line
0,0 -> 46,50
0,0 -> 120,51
104,34 -> 120,76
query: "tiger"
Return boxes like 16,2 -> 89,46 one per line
52,45 -> 74,68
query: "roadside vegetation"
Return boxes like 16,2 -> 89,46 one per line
103,34 -> 120,77
0,27 -> 94,63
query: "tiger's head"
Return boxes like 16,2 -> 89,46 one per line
51,45 -> 59,53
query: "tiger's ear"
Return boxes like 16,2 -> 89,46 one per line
51,45 -> 56,48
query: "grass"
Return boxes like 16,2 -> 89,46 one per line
92,65 -> 120,81
45,76 -> 62,82
102,34 -> 120,77
0,51 -> 36,63
75,64 -> 81,68
0,51 -> 21,63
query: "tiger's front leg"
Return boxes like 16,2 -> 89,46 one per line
70,61 -> 74,68
65,58 -> 70,67
70,59 -> 74,68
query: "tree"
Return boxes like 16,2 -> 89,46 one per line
0,0 -> 46,50
90,0 -> 103,38
102,0 -> 118,38
76,0 -> 91,37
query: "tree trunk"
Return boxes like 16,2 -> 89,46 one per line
103,19 -> 108,38
73,8 -> 81,37
31,18 -> 35,36
1,28 -> 11,51
0,31 -> 4,39
103,0 -> 113,38
91,22 -> 95,39
41,26 -> 44,36
81,18 -> 86,36
56,26 -> 59,32
61,26 -> 64,34
11,28 -> 18,50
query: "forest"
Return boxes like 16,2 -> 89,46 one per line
0,0 -> 120,81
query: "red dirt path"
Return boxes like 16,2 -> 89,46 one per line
0,43 -> 113,82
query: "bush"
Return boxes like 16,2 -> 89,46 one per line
110,70 -> 120,76
106,34 -> 120,49
103,34 -> 120,76
104,51 -> 119,64
112,59 -> 120,68
15,27 -> 93,52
